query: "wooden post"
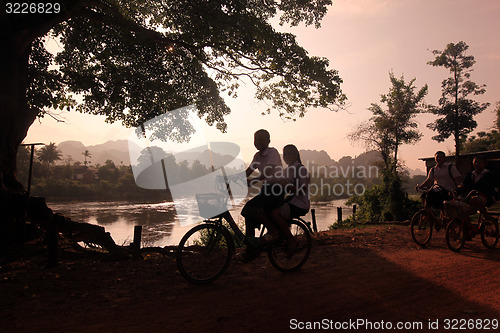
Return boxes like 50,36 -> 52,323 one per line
311,209 -> 317,233
353,204 -> 356,216
337,207 -> 342,222
132,225 -> 142,250
46,216 -> 58,267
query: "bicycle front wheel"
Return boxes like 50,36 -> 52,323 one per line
446,218 -> 466,252
410,209 -> 433,247
268,220 -> 312,272
480,219 -> 499,249
176,224 -> 234,284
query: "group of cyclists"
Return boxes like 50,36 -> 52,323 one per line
416,150 -> 498,234
239,134 -> 497,260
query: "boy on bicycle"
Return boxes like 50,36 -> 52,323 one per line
239,129 -> 284,260
462,155 -> 497,222
416,151 -> 461,228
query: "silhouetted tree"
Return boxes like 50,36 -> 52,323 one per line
350,72 -> 427,176
82,150 -> 91,166
427,41 -> 489,160
1,0 -> 345,192
463,101 -> 500,153
37,142 -> 62,171
349,73 -> 427,221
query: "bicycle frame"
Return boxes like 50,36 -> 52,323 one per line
210,171 -> 313,245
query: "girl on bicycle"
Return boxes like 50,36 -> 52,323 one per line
270,144 -> 310,256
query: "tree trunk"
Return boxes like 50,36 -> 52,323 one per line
1,36 -> 42,254
0,36 -> 39,192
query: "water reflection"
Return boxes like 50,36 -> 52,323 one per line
48,199 -> 351,247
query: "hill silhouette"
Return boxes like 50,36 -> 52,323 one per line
55,141 -> 424,175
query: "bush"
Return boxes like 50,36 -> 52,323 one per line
345,174 -> 421,223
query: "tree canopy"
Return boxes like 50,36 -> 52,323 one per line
349,72 -> 427,175
37,142 -> 62,168
0,0 -> 345,191
463,102 -> 500,153
348,72 -> 427,222
18,0 -> 344,131
426,41 -> 489,158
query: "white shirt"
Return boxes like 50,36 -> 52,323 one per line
283,161 -> 310,210
249,147 -> 282,182
430,163 -> 461,191
471,169 -> 488,183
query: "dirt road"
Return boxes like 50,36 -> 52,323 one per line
1,225 -> 499,332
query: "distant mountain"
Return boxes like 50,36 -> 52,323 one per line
57,141 -> 86,162
299,149 -> 382,168
407,167 -> 426,177
55,140 -> 425,177
300,149 -> 338,166
170,148 -> 243,169
57,140 -> 133,166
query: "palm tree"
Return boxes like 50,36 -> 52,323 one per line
82,150 -> 91,166
37,143 -> 62,172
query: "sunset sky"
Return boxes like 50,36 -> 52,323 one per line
25,0 -> 500,170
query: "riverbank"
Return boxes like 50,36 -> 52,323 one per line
1,224 -> 499,332
47,199 -> 353,247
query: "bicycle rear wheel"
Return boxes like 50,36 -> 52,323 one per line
176,223 -> 233,284
446,218 -> 466,252
268,220 -> 311,272
480,219 -> 499,249
410,209 -> 433,247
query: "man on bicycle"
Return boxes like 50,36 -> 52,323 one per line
416,151 -> 461,228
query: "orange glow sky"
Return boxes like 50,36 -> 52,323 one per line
25,0 -> 500,170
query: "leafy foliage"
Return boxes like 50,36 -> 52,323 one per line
427,41 -> 489,156
350,73 -> 427,174
21,0 -> 345,141
37,142 -> 62,168
463,102 -> 500,153
345,174 -> 420,223
347,73 -> 427,222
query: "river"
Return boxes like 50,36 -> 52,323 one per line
48,199 -> 353,247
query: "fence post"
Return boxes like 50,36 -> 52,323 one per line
132,225 -> 142,251
337,207 -> 342,222
353,204 -> 356,216
311,209 -> 317,233
46,216 -> 58,267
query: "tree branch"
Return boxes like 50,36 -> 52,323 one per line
76,5 -> 200,57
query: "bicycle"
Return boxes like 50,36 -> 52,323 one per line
410,187 -> 451,247
176,173 -> 312,284
445,212 -> 499,253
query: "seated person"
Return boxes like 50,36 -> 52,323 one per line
462,155 -> 497,221
270,144 -> 310,255
416,151 -> 461,212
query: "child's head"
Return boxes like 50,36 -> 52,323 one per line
254,129 -> 270,151
434,151 -> 446,165
283,144 -> 301,165
472,155 -> 486,171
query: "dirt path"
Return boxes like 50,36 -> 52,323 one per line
1,225 -> 499,332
